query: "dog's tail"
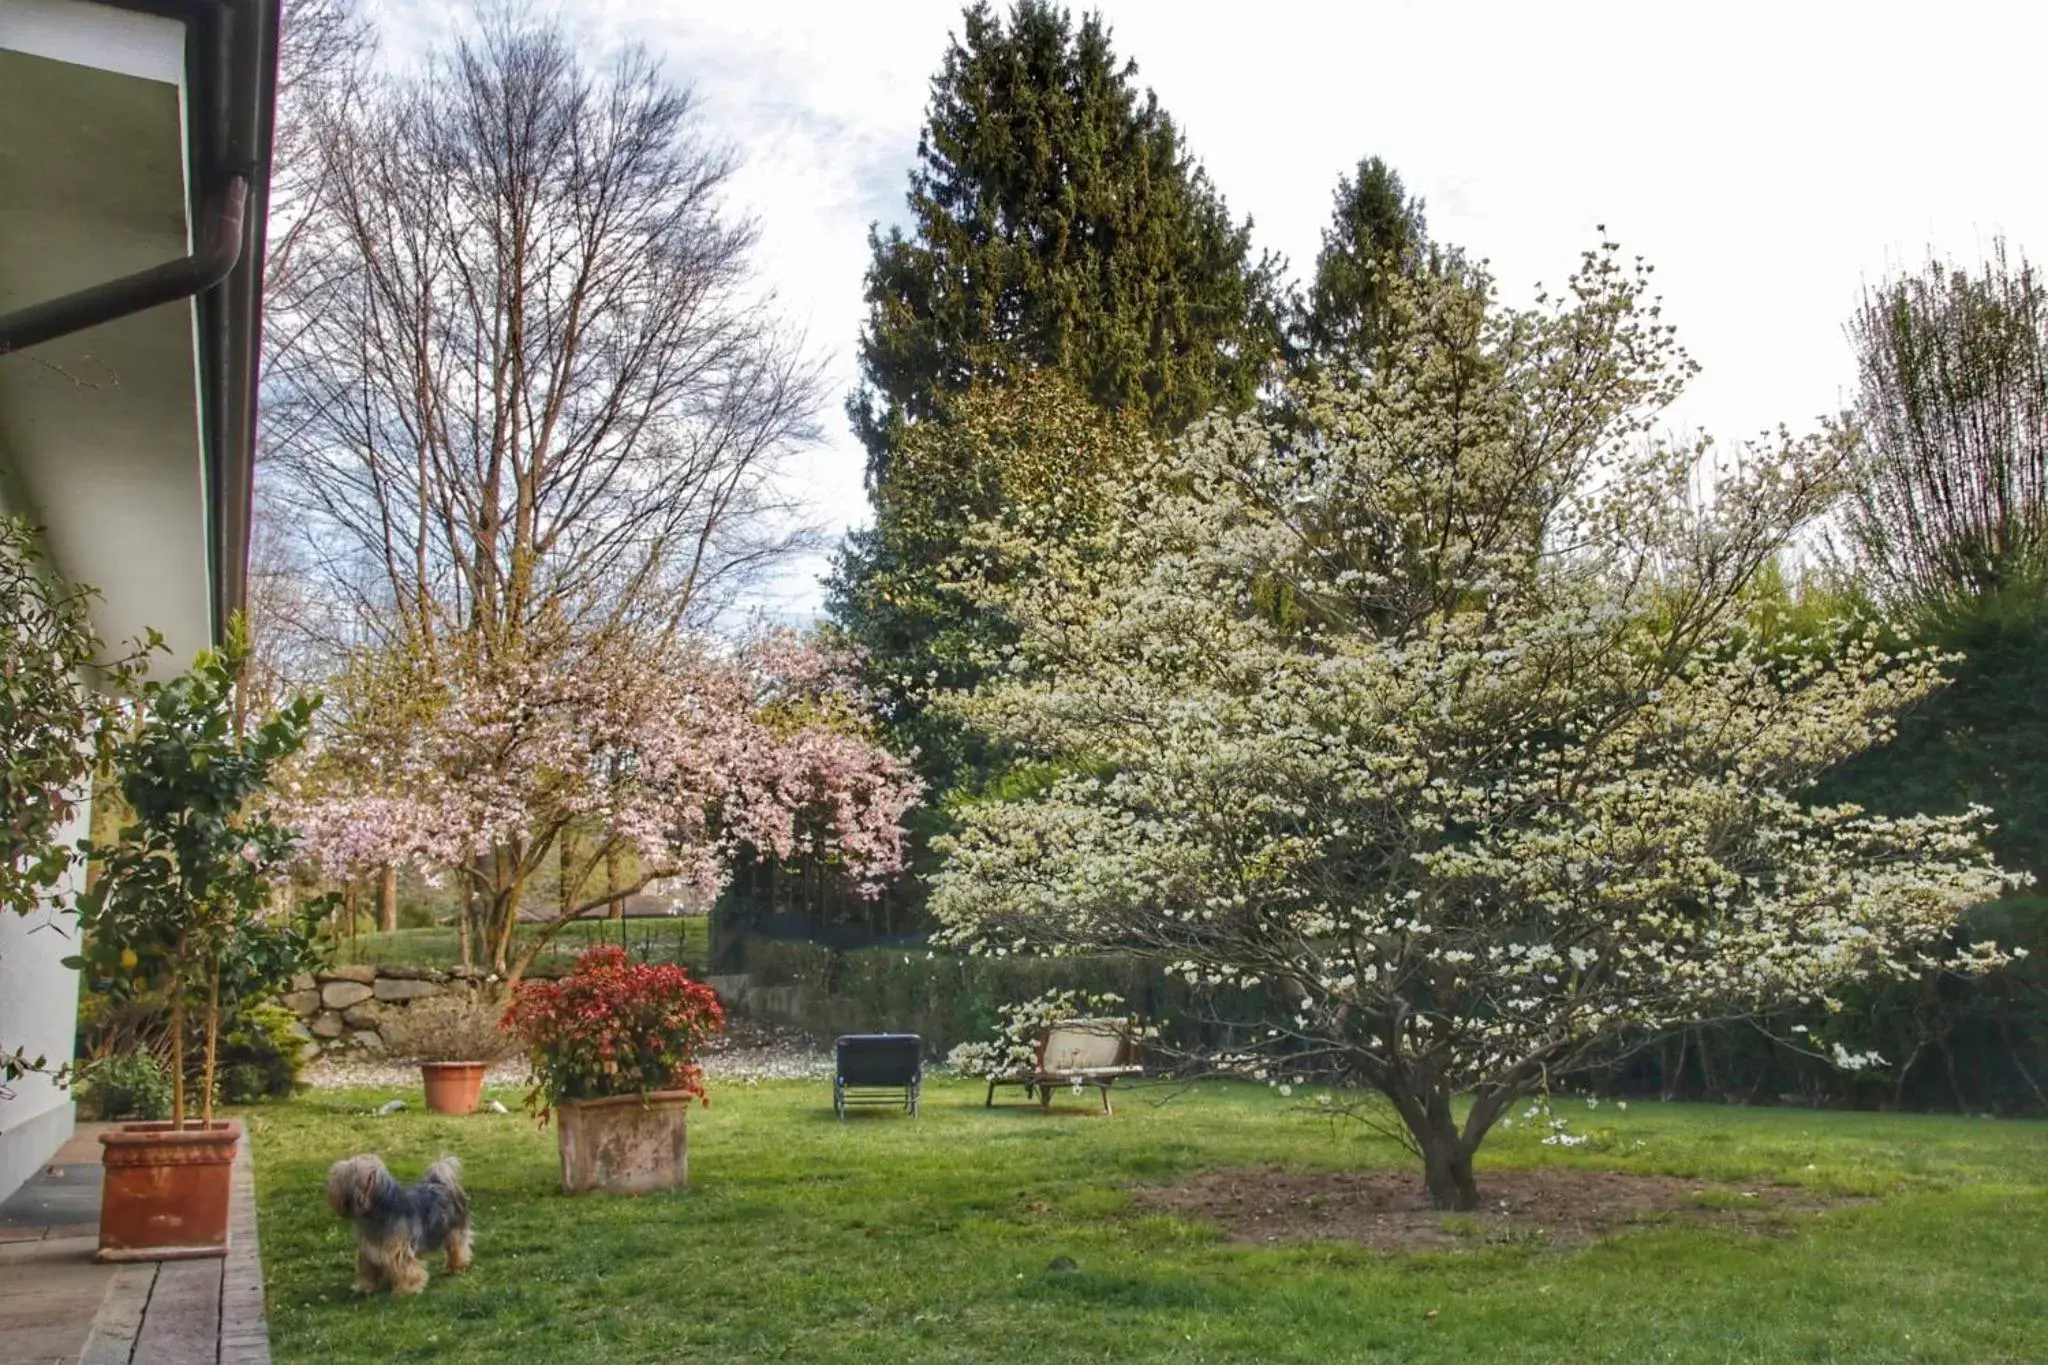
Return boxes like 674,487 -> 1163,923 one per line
425,1154 -> 469,1227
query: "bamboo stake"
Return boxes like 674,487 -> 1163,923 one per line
169,983 -> 186,1130
202,960 -> 220,1127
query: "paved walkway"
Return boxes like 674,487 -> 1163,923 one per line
0,1123 -> 270,1365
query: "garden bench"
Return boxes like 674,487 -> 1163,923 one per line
834,1033 -> 922,1118
984,1017 -> 1143,1114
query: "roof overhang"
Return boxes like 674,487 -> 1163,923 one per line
0,0 -> 276,664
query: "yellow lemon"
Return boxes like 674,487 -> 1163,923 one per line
119,948 -> 138,969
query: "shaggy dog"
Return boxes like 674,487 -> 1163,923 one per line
325,1154 -> 472,1294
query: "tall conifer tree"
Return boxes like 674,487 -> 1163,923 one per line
835,2 -> 1280,799
1294,155 -> 1432,378
846,0 -> 1283,482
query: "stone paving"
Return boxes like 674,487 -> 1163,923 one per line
0,1122 -> 271,1365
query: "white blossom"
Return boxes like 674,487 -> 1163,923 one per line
921,240 -> 2020,1203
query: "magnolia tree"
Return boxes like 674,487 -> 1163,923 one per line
929,243 -> 2021,1210
294,632 -> 920,984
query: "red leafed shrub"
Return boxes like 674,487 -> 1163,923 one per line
501,946 -> 725,1121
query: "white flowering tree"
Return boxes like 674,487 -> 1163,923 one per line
929,243 -> 2021,1210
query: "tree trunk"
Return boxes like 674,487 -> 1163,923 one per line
606,842 -> 623,920
1420,1131 -> 1481,1212
377,863 -> 397,933
456,876 -> 474,971
1697,1028 -> 1726,1101
1392,1082 -> 1487,1212
1998,1018 -> 2048,1108
168,989 -> 186,1130
491,887 -> 513,978
479,850 -> 516,978
201,963 -> 220,1127
1892,1040 -> 1925,1110
1661,1032 -> 1687,1102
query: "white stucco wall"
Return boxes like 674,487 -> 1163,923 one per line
0,463 -> 87,1200
0,22 -> 214,668
0,0 -> 218,1203
0,801 -> 87,1203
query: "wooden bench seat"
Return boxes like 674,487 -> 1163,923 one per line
984,1018 -> 1143,1114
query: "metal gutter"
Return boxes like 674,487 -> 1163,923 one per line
186,0 -> 277,643
0,178 -> 247,355
0,0 -> 277,641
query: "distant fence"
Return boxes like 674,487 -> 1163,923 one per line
709,898 -> 2048,1114
717,934 -> 1271,1060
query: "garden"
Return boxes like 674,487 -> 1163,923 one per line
248,1078 -> 2047,1364
5,2 -> 2048,1361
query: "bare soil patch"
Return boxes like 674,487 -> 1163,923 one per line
1134,1165 -> 1864,1253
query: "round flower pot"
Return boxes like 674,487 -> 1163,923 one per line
554,1090 -> 692,1194
420,1061 -> 489,1115
96,1119 -> 241,1262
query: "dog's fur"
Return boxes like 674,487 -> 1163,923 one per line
326,1154 -> 472,1295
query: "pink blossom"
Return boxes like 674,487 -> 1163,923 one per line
287,634 -> 921,906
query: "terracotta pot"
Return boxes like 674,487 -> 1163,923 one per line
97,1119 -> 241,1262
420,1061 -> 489,1115
554,1090 -> 692,1194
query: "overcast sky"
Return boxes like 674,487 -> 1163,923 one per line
383,0 -> 2048,619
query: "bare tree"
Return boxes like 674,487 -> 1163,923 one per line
261,11 -> 820,667
265,0 -> 373,306
246,0 -> 373,703
1842,239 -> 2048,610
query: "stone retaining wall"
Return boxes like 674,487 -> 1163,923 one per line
703,974 -> 806,1027
279,962 -> 568,1058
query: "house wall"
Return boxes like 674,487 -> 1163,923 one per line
0,4 -> 214,673
0,468 -> 86,1203
0,792 -> 87,1205
0,0 -> 205,1206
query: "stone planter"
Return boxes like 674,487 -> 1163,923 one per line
420,1061 -> 489,1116
96,1119 -> 241,1262
554,1091 -> 692,1194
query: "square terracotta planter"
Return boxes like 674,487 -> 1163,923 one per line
554,1090 -> 691,1194
96,1119 -> 241,1262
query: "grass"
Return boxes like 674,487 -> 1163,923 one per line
249,1079 -> 2048,1363
329,917 -> 708,970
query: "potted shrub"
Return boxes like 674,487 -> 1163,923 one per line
385,991 -> 516,1115
71,628 -> 328,1260
502,946 -> 724,1193
75,1053 -> 174,1122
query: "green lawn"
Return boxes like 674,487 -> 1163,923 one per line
250,1080 -> 2048,1363
328,917 -> 708,970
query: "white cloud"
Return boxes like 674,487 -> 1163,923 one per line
380,0 -> 2048,620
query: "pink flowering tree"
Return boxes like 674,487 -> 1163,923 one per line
293,632 -> 920,984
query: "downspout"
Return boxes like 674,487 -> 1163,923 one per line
0,0 -> 275,645
0,177 -> 248,356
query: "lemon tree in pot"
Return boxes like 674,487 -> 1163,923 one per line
502,946 -> 724,1193
71,628 -> 328,1260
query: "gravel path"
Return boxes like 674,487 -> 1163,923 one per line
302,1021 -> 833,1090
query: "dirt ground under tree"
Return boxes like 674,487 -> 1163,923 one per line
1134,1165 -> 1865,1253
